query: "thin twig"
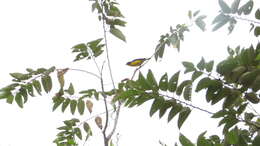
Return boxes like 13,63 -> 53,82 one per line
101,1 -> 116,89
67,68 -> 101,79
231,15 -> 260,25
107,102 -> 121,139
160,93 -> 214,115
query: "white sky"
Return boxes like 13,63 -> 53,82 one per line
0,0 -> 259,146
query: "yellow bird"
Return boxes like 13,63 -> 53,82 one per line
126,58 -> 147,67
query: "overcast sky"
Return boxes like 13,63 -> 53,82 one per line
0,0 -> 259,146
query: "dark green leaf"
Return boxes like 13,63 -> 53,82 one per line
150,97 -> 164,117
41,75 -> 52,93
218,0 -> 231,13
254,27 -> 260,37
10,72 -> 31,80
168,71 -> 180,92
238,0 -> 253,15
67,83 -> 75,95
205,61 -> 214,72
74,128 -> 82,140
212,110 -> 227,118
245,92 -> 259,104
110,27 -> 126,42
19,87 -> 28,103
62,98 -> 71,112
192,71 -> 203,81
15,93 -> 23,108
159,100 -> 172,118
256,9 -> 260,20
197,131 -> 211,146
176,80 -> 192,96
178,107 -> 191,129
252,75 -> 260,92
197,57 -> 205,70
52,96 -> 65,111
83,122 -> 92,135
26,83 -> 34,97
226,128 -> 239,144
182,62 -> 195,73
147,69 -> 159,90
223,90 -> 240,108
183,85 -> 192,101
77,99 -> 85,115
32,80 -> 42,95
138,72 -> 152,90
252,135 -> 260,146
195,77 -> 211,92
159,73 -> 168,91
70,100 -> 77,115
168,103 -> 183,122
6,93 -> 14,104
179,133 -> 195,146
237,103 -> 247,115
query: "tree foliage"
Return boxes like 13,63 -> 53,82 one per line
0,0 -> 260,146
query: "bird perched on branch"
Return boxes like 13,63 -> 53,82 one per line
126,58 -> 148,67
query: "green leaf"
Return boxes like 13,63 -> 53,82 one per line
179,133 -> 195,146
197,57 -> 205,70
212,15 -> 230,31
226,128 -> 239,144
195,77 -> 211,92
197,131 -> 211,146
168,103 -> 183,122
32,80 -> 42,95
238,0 -> 253,15
19,87 -> 28,103
195,16 -> 207,31
191,71 -> 203,81
150,97 -> 164,117
15,93 -> 23,108
252,135 -> 260,146
110,27 -> 126,42
178,107 -> 191,129
6,93 -> 14,104
256,54 -> 260,61
188,10 -> 192,19
168,71 -> 180,92
74,128 -> 82,140
83,122 -> 92,135
211,110 -> 227,118
237,103 -> 247,115
182,62 -> 195,73
52,96 -> 65,111
231,0 -> 240,13
176,80 -> 192,96
62,98 -> 71,112
147,69 -> 159,90
218,0 -> 231,13
159,73 -> 168,91
159,100 -> 172,119
245,92 -> 259,104
252,75 -> 260,92
256,9 -> 260,20
41,75 -> 52,93
26,83 -> 34,97
10,72 -> 31,80
183,85 -> 192,101
223,90 -> 240,108
77,99 -> 85,115
254,27 -> 260,37
70,100 -> 77,115
138,72 -> 152,90
193,10 -> 200,17
67,83 -> 75,95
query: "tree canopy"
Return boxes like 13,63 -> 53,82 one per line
0,0 -> 260,146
